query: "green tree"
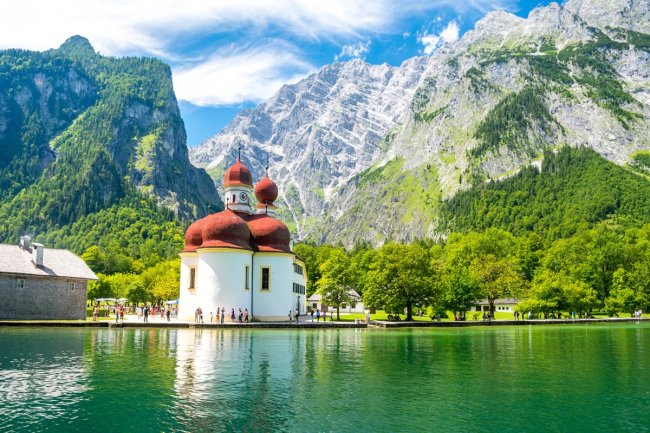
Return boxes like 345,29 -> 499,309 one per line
81,246 -> 104,273
470,254 -> 524,316
605,268 -> 649,316
126,280 -> 150,305
141,259 -> 181,303
87,274 -> 116,300
364,243 -> 439,321
100,272 -> 136,299
349,247 -> 377,296
441,262 -> 481,319
317,250 -> 354,320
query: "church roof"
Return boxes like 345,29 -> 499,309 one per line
223,159 -> 253,187
0,244 -> 98,280
183,156 -> 293,254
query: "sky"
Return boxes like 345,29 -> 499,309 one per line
0,0 -> 554,146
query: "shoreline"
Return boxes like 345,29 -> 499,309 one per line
0,317 -> 647,329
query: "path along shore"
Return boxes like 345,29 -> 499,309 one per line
0,317 -> 647,329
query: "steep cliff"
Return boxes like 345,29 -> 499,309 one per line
0,36 -> 221,251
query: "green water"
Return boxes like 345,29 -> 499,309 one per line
0,324 -> 648,433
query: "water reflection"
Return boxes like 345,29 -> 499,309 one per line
0,324 -> 648,433
173,328 -> 301,432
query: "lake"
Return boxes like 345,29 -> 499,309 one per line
0,323 -> 648,432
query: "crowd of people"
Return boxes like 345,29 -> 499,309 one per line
198,307 -> 250,324
89,303 -> 177,323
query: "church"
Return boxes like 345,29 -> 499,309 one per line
178,153 -> 307,322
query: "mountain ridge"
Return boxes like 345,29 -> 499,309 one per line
190,0 -> 650,246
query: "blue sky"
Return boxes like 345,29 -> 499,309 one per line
1,0 -> 553,145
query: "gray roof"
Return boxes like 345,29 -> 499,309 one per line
308,289 -> 362,302
477,298 -> 519,305
0,244 -> 98,280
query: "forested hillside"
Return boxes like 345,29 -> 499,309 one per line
0,36 -> 221,256
441,147 -> 650,239
0,36 -> 224,304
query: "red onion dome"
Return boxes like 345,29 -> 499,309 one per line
254,176 -> 278,204
248,214 -> 291,253
182,219 -> 204,252
223,159 -> 253,187
201,210 -> 253,250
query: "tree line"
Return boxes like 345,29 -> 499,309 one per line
295,221 -> 650,321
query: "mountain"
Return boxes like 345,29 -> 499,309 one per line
190,57 -> 428,230
191,0 -> 650,246
0,36 -> 221,255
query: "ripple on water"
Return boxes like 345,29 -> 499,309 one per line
0,324 -> 649,433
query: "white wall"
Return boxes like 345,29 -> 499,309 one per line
179,249 -> 253,322
178,253 -> 198,321
292,259 -> 307,316
180,250 -> 307,322
252,252 -> 294,321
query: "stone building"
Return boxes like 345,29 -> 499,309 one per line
0,237 -> 98,320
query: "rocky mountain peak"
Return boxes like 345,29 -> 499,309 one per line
565,0 -> 650,33
191,0 -> 649,246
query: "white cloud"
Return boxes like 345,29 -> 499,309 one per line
335,40 -> 371,61
420,35 -> 441,55
418,20 -> 460,54
440,21 -> 460,43
0,0 -> 516,55
173,42 -> 314,106
0,0 -> 518,106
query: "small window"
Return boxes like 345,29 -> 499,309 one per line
245,266 -> 250,290
189,268 -> 196,289
341,303 -> 347,309
16,279 -> 25,289
293,263 -> 304,275
261,267 -> 270,290
68,282 -> 76,290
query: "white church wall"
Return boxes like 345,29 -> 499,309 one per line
178,254 -> 199,321
252,252 -> 294,321
182,248 -> 254,322
292,259 -> 307,316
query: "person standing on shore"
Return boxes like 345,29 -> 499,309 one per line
144,305 -> 149,323
289,310 -> 293,322
166,308 -> 171,322
244,308 -> 249,323
238,308 -> 243,323
221,307 -> 225,324
311,309 -> 314,322
92,306 -> 98,322
316,309 -> 320,322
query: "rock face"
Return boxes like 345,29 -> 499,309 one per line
0,36 -> 220,242
190,57 -> 428,227
191,0 -> 650,246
